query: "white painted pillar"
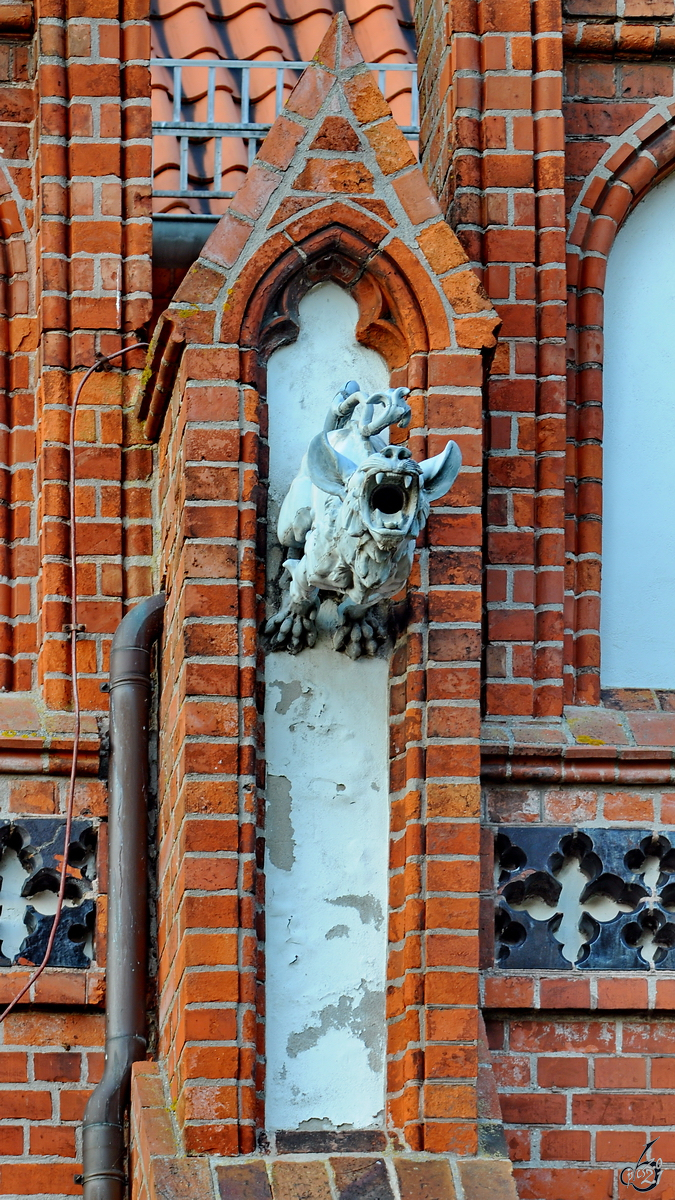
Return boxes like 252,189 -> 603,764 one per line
264,283 -> 391,1131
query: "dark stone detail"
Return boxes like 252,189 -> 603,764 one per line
601,687 -> 675,712
0,818 -> 97,968
19,899 -> 95,970
277,1132 -> 387,1154
494,826 -> 675,970
271,1161 -> 333,1200
457,1160 -> 518,1200
330,1158 -> 395,1200
217,1161 -> 273,1200
395,1158 -> 457,1200
478,1121 -> 509,1159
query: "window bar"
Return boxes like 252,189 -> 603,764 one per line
207,64 -> 216,124
275,65 -> 285,117
214,132 -> 223,194
410,72 -> 419,127
378,68 -> 386,102
248,135 -> 257,168
179,134 -> 189,194
241,65 -> 250,125
172,65 -> 182,123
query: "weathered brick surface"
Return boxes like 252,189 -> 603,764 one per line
486,1013 -> 675,1196
0,1009 -> 104,1192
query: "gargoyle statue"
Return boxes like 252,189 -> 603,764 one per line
266,380 -> 461,656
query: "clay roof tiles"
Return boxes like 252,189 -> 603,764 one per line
151,0 -> 416,213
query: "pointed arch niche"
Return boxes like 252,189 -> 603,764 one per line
601,173 -> 675,688
136,13 -> 500,1161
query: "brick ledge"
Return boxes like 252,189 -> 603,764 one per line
482,706 -> 675,784
131,1064 -> 519,1200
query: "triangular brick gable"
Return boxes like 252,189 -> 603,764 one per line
199,14 -> 499,346
137,14 -> 500,427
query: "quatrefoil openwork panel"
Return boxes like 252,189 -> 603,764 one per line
0,819 -> 97,968
495,827 -> 675,970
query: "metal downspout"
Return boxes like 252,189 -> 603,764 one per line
82,592 -> 166,1200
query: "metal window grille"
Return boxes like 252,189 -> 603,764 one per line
152,59 -> 419,201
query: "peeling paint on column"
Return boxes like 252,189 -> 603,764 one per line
264,649 -> 389,1130
266,775 -> 296,872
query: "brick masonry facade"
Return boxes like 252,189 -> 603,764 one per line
416,0 -> 675,1195
0,0 -> 672,1198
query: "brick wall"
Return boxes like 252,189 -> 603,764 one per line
414,0 -> 675,1193
0,1010 -> 104,1196
416,0 -> 675,712
0,0 -> 154,1195
479,761 -> 675,1193
487,1012 -> 675,1198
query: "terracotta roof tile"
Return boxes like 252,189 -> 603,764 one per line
151,0 -> 416,214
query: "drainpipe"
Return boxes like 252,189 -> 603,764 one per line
82,592 -> 166,1200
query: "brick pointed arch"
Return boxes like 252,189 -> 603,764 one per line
132,14 -> 514,1189
566,117 -> 675,705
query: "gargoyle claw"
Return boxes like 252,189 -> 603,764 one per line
265,606 -> 319,654
333,609 -> 387,658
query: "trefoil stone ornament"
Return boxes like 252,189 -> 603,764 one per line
266,381 -> 461,656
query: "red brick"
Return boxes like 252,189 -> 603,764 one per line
573,1094 -> 673,1124
537,1057 -> 588,1088
0,1090 -> 52,1119
29,1125 -> 77,1157
594,1056 -> 646,1089
500,1093 -> 567,1124
540,1130 -> 591,1161
513,1168 -> 613,1199
596,978 -> 648,1009
595,1130 -> 648,1163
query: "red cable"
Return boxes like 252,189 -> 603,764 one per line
0,342 -> 149,1022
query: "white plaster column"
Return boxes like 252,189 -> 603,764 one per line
264,283 -> 391,1131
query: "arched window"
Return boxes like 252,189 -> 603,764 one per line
601,173 -> 675,688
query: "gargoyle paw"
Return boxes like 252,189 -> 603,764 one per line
332,608 -> 387,658
265,604 -> 319,653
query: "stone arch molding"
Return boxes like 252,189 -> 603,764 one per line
566,116 -> 675,704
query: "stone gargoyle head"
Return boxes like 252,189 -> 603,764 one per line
306,418 -> 461,553
266,382 -> 462,656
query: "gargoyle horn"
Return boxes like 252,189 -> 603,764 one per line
307,433 -> 357,498
420,440 -> 462,502
359,387 -> 411,438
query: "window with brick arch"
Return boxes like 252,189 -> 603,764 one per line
601,172 -> 675,688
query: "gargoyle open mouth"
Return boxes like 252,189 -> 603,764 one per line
370,482 -> 405,514
363,466 -> 419,536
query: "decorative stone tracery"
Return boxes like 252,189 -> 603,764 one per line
495,826 -> 675,970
